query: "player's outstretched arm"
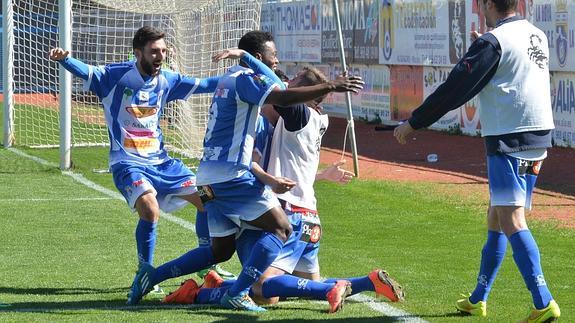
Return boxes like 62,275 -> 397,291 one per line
49,47 -> 70,61
212,48 -> 286,89
316,160 -> 354,184
266,74 -> 364,107
48,47 -> 91,81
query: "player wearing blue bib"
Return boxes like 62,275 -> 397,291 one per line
394,1 -> 560,321
49,26 -> 234,303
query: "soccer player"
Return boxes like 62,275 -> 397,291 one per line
48,26 -> 244,301
163,66 -> 403,313
393,1 -> 560,321
127,31 -> 364,311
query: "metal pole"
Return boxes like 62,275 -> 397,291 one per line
332,0 -> 359,177
3,0 -> 15,147
59,0 -> 72,169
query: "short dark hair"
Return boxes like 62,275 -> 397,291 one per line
478,0 -> 517,13
297,66 -> 328,87
133,26 -> 165,50
238,31 -> 274,56
297,66 -> 329,104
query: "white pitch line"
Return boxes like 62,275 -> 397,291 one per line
1,197 -> 115,202
5,148 -> 424,321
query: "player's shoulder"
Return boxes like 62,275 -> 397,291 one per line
104,61 -> 137,78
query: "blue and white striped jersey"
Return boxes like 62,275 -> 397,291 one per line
80,60 -> 217,166
196,65 -> 279,185
254,114 -> 275,171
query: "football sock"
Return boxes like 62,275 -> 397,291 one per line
195,210 -> 210,247
469,230 -> 507,303
196,287 -> 230,304
226,232 -> 283,297
324,276 -> 372,296
151,246 -> 215,285
509,230 -> 553,310
135,219 -> 157,264
262,275 -> 333,299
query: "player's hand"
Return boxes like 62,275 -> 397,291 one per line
329,74 -> 364,93
470,30 -> 482,42
270,176 -> 296,194
319,160 -> 354,184
393,121 -> 415,145
212,48 -> 246,62
49,48 -> 69,61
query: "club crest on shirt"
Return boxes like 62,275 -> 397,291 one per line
138,91 -> 150,102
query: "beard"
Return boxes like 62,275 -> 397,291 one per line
139,57 -> 161,76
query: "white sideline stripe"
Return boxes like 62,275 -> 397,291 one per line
1,197 -> 114,202
348,294 -> 427,322
5,148 -> 423,320
7,148 -> 195,232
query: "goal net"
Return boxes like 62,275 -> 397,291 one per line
3,0 -> 262,164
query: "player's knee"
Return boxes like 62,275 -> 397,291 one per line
210,240 -> 235,263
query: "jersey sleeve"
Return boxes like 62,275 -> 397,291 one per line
59,56 -> 110,98
240,53 -> 286,90
166,74 -> 220,102
236,72 -> 279,106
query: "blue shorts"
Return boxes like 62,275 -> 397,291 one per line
272,209 -> 321,274
111,158 -> 197,213
487,154 -> 542,209
235,208 -> 321,274
204,171 -> 280,237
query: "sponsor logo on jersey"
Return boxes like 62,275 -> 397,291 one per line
126,105 -> 158,118
124,138 -> 159,150
132,179 -> 145,187
214,87 -> 229,98
181,179 -> 195,188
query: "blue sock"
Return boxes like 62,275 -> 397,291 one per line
195,210 -> 210,247
262,275 -> 334,299
135,219 -> 157,264
469,230 -> 507,303
324,276 -> 372,296
226,232 -> 283,297
151,246 -> 214,285
196,286 -> 230,304
509,230 -> 553,309
220,280 -> 235,289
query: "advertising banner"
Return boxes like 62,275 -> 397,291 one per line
271,0 -> 322,63
379,0 -> 455,66
551,72 -> 575,147
390,65 -> 423,121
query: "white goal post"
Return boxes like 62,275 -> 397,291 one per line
2,0 -> 262,169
